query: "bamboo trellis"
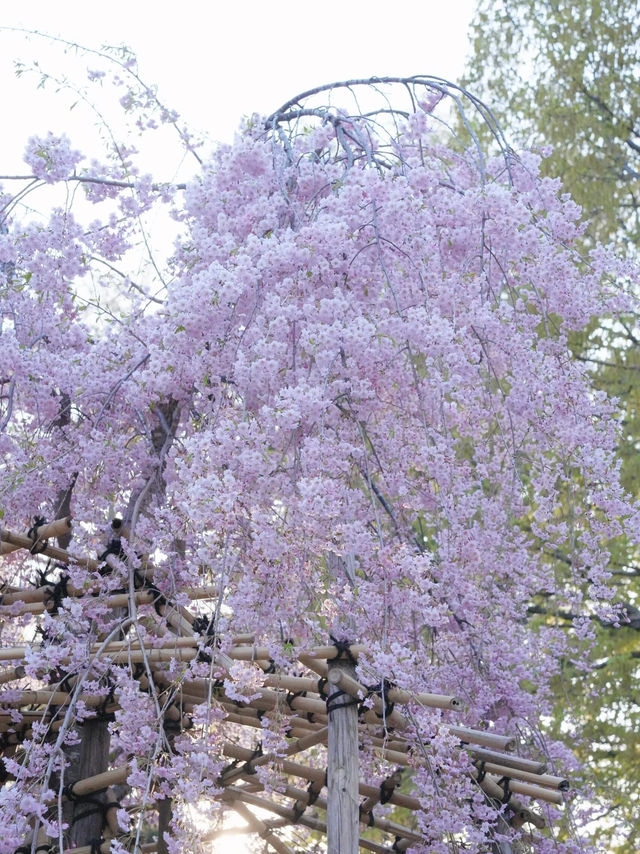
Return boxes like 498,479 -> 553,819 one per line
0,518 -> 568,853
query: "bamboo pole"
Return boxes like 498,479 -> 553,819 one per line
472,770 -> 545,829
0,530 -> 102,572
270,779 -> 423,844
219,728 -> 328,785
61,766 -> 129,800
297,653 -> 329,678
0,689 -> 117,709
233,773 -> 423,845
62,844 -> 157,854
0,583 -> 220,609
360,768 -> 403,815
469,747 -> 547,774
0,665 -> 25,685
328,667 -> 460,712
232,801 -> 295,854
474,760 -> 568,792
222,786 -> 391,854
450,725 -> 516,752
0,517 -> 73,556
220,708 -> 319,739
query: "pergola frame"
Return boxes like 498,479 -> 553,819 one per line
0,518 -> 567,853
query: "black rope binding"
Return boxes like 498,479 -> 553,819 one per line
27,515 -> 48,554
146,582 -> 167,617
97,536 -> 125,572
329,634 -> 358,667
325,688 -> 359,717
497,776 -> 512,804
306,780 -> 321,806
43,574 -> 70,615
35,846 -> 52,853
292,800 -> 306,821
218,758 -> 239,780
192,615 -> 216,636
69,794 -> 107,826
285,690 -> 305,709
63,782 -> 109,803
33,564 -> 55,588
62,782 -> 79,802
373,678 -> 395,719
476,760 -> 486,783
380,773 -> 400,804
194,619 -> 221,664
244,744 -> 263,774
89,839 -> 105,854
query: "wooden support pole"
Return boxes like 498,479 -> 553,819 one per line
327,656 -> 359,854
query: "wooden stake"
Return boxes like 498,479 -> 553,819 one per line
327,655 -> 359,854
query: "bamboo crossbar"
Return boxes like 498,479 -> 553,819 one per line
222,711 -> 317,740
222,786 -> 392,854
328,667 -> 460,712
0,641 -> 372,667
223,745 -> 421,812
469,746 -> 547,774
219,727 -> 328,784
472,770 -> 545,828
1,530 -> 102,572
0,665 -> 25,685
0,584 -> 220,613
0,689 -> 118,710
62,843 -> 156,854
237,775 -> 424,845
475,760 -> 568,792
55,766 -> 129,802
231,801 -> 295,854
1,517 -> 73,557
449,725 -> 516,752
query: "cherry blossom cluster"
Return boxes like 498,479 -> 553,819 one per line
23,132 -> 82,184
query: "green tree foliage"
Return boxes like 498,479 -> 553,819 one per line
463,3 -> 640,851
464,0 -> 640,247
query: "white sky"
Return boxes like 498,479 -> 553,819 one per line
0,0 -> 477,177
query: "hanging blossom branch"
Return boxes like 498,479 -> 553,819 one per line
0,173 -> 186,191
3,26 -> 203,164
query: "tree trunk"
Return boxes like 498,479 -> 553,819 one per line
69,719 -> 111,845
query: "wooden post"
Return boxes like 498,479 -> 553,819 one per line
327,654 -> 359,854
